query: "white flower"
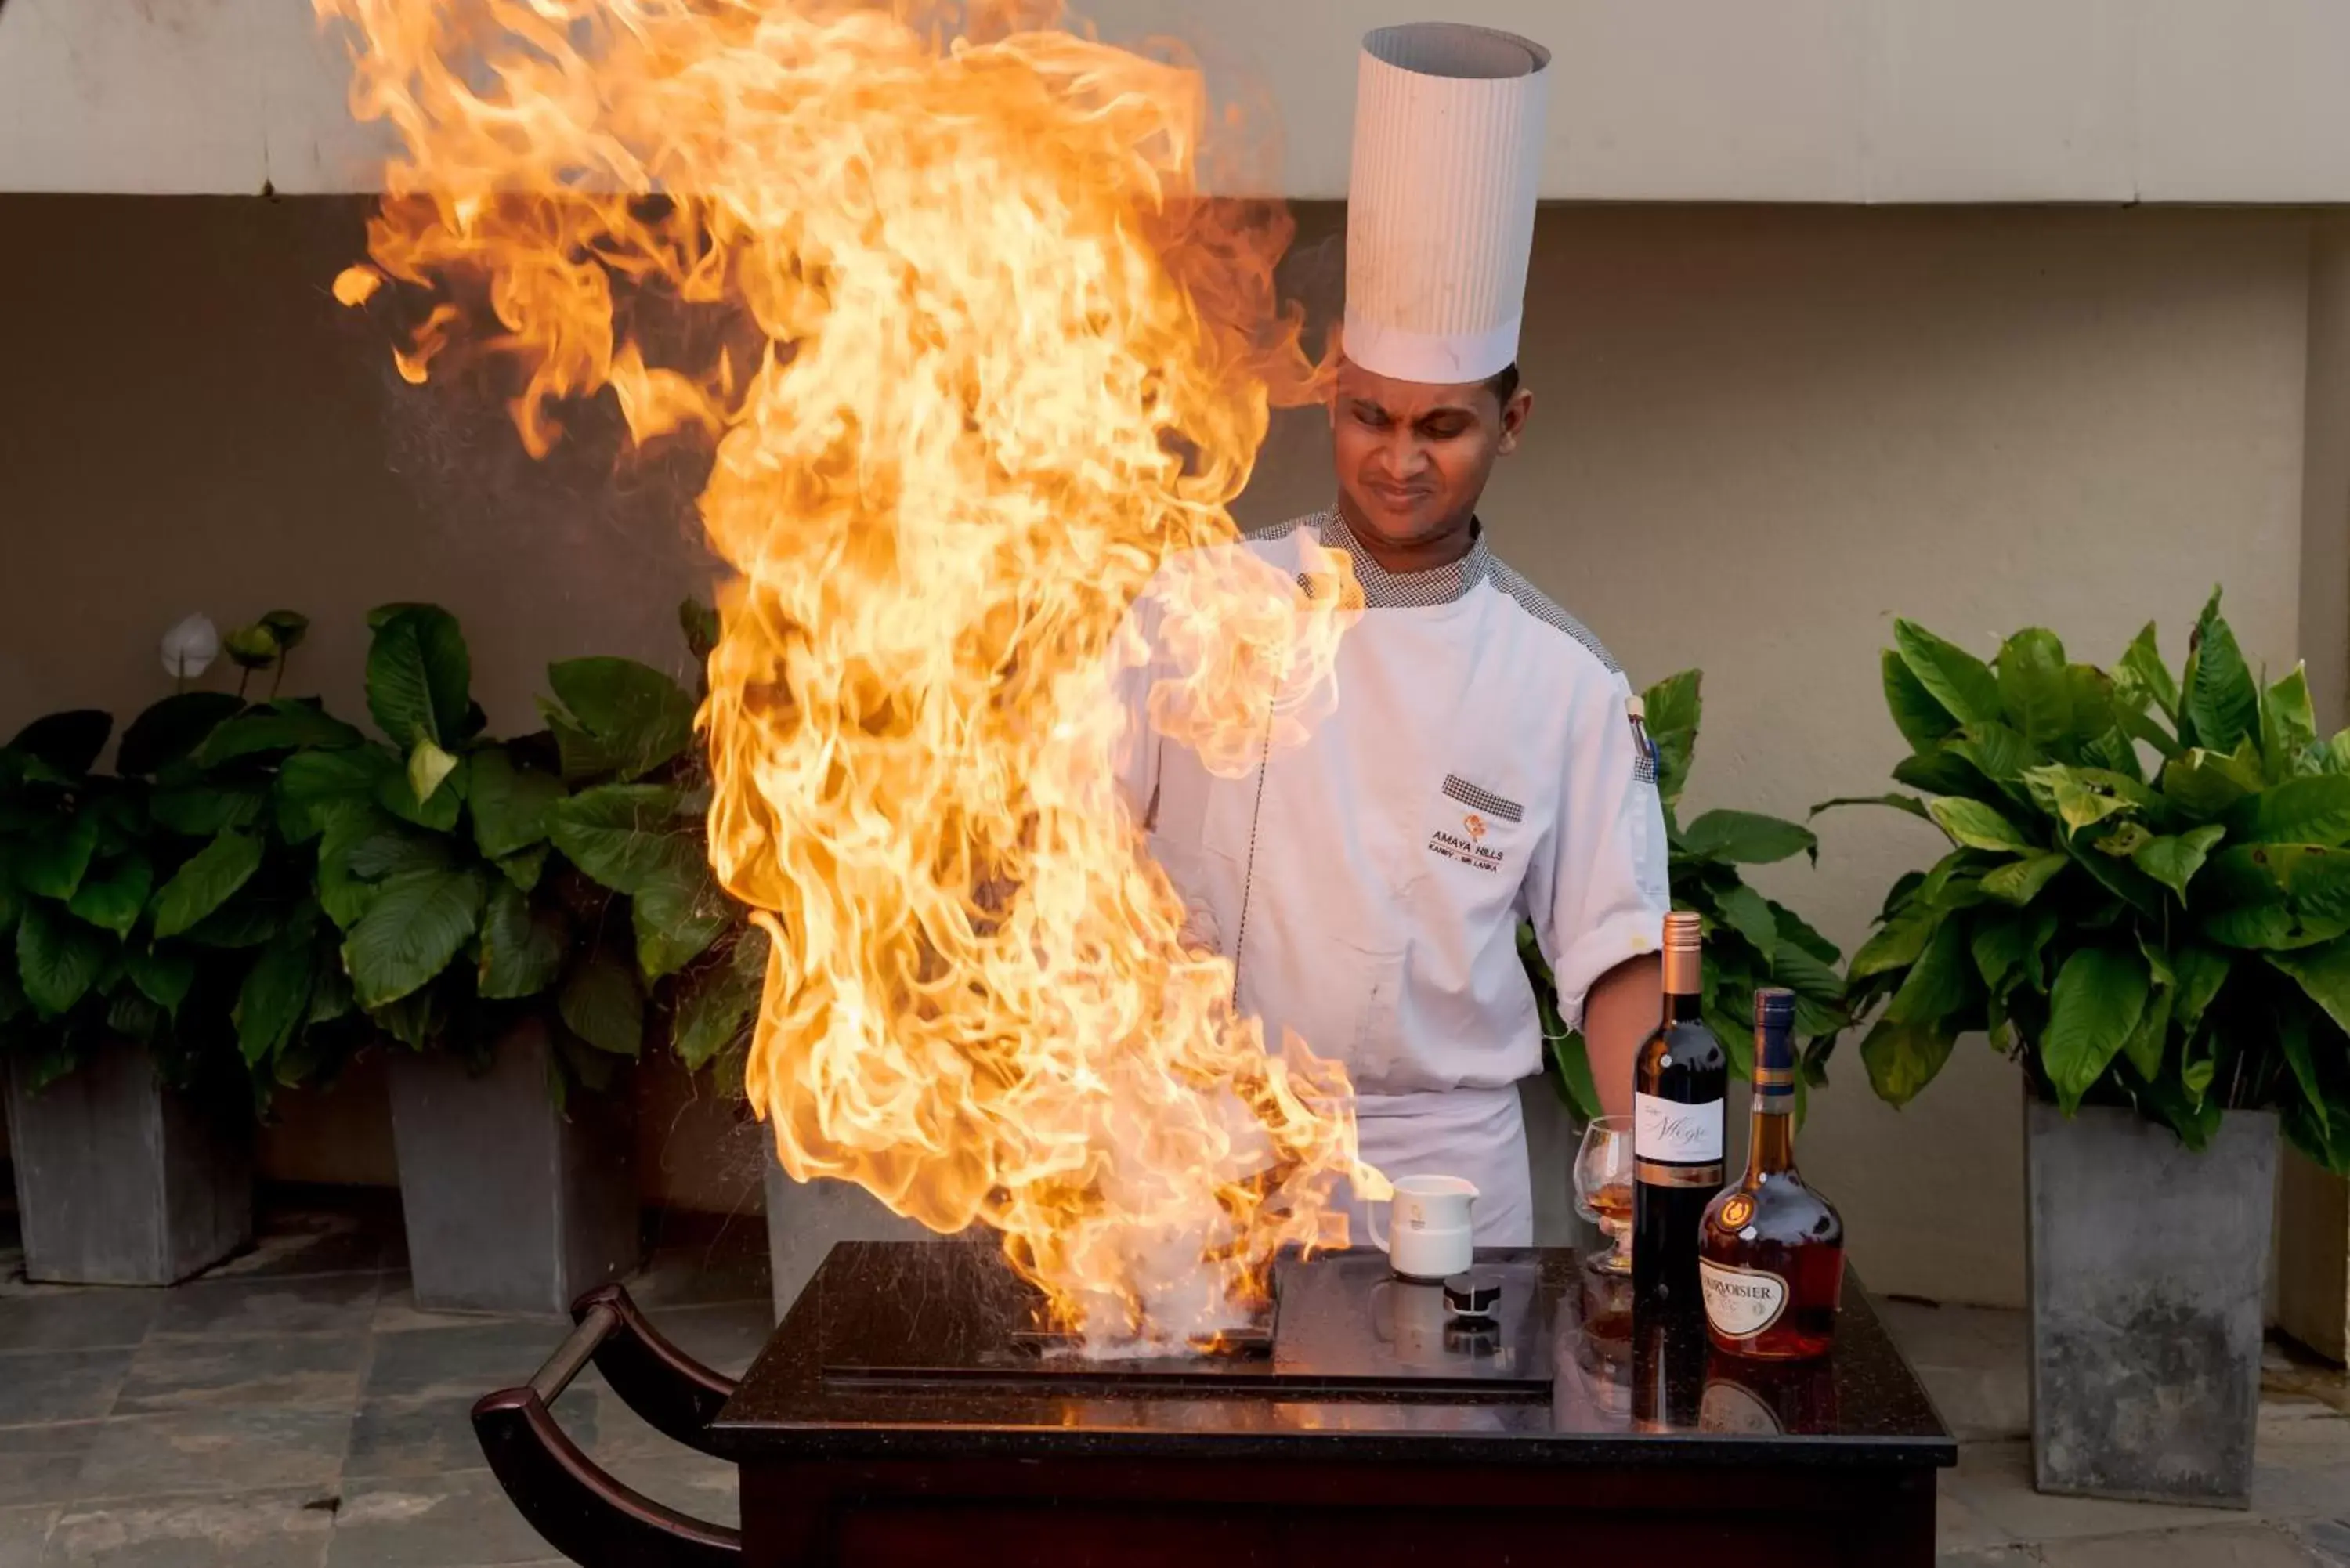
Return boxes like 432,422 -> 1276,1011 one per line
160,613 -> 220,680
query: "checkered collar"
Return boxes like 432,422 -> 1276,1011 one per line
1311,507 -> 1493,609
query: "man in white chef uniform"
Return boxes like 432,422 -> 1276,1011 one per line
1115,23 -> 1670,1247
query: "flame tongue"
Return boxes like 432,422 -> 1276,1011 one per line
325,0 -> 1375,1348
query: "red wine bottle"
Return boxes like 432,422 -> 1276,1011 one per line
1632,911 -> 1725,1306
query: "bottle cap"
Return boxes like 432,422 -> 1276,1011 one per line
1752,986 -> 1799,1095
1662,911 -> 1701,953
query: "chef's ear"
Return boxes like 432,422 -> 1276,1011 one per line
1495,386 -> 1534,455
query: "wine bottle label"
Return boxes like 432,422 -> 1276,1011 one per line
1634,1093 -> 1723,1162
1700,1258 -> 1789,1339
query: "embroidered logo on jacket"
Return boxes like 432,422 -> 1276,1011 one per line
1431,778 -> 1517,873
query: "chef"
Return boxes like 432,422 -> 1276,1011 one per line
1115,21 -> 1668,1246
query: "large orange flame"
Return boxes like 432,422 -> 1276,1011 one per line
320,0 -> 1379,1348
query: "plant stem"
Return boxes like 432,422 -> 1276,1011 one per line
271,655 -> 288,699
237,667 -> 251,701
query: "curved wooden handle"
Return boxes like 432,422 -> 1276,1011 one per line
469,1285 -> 744,1568
570,1283 -> 739,1456
472,1386 -> 741,1568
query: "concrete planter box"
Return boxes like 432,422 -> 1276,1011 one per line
385,1021 -> 641,1315
2026,1098 -> 2277,1507
762,1139 -> 927,1317
2,1039 -> 251,1285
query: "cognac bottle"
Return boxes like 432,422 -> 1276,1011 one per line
1632,911 -> 1725,1306
1700,988 -> 1845,1360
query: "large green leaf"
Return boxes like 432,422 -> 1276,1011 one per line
1851,901 -> 1942,980
234,933 -> 314,1067
1860,1017 -> 1957,1107
1995,630 -> 2071,747
1929,797 -> 2036,854
2120,967 -> 2175,1082
2116,622 -> 2180,722
1971,906 -> 2060,996
149,783 -> 266,838
275,746 -> 398,843
2228,775 -> 2350,847
1947,721 -> 2041,786
365,605 -> 472,750
16,901 -> 110,1017
2043,945 -> 2152,1113
1895,620 -> 2003,727
1882,649 -> 1959,750
316,807 -> 396,930
1885,917 -> 1974,1027
2131,824 -> 2227,901
2160,742 -> 2265,821
671,935 -> 767,1073
149,831 -> 265,939
2181,590 -> 2258,754
1893,749 -> 1984,797
468,746 -> 568,860
2263,665 -> 2319,780
2170,941 -> 2232,1039
197,701 -> 365,765
15,810 -> 98,900
1980,852 -> 2068,906
8,710 -> 110,777
631,844 -> 732,980
546,785 -> 686,894
125,942 -> 197,1016
117,692 -> 244,776
1677,809 -> 1815,865
2267,938 -> 2350,1039
477,880 -> 566,999
559,947 -> 645,1056
542,658 -> 699,782
2199,844 -> 2350,949
2269,1008 -> 2334,1165
342,866 -> 486,1007
1640,670 -> 1702,806
67,855 -> 153,938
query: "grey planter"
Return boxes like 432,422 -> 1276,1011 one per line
762,1139 -> 927,1317
385,1021 -> 640,1315
2,1039 -> 251,1285
2026,1098 -> 2277,1507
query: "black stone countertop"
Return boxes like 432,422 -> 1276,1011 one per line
707,1241 -> 1957,1469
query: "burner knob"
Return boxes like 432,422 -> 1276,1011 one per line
1443,1269 -> 1502,1321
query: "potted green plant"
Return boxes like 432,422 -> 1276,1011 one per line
1524,668 -> 1849,1122
1826,591 -> 2350,1505
285,602 -> 657,1313
0,614 -> 361,1283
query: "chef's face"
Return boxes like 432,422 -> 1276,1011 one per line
1329,359 -> 1533,548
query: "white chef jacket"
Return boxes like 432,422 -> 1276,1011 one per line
1114,508 -> 1671,1246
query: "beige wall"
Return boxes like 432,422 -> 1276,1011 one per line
0,198 -> 2319,1306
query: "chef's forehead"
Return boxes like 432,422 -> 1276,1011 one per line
1332,356 -> 1496,415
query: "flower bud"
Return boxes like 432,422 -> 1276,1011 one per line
160,613 -> 220,680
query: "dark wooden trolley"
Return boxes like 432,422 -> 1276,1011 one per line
474,1243 -> 1956,1566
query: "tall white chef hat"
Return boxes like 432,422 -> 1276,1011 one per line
1343,23 -> 1553,386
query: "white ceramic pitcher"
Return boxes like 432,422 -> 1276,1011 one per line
1365,1173 -> 1479,1281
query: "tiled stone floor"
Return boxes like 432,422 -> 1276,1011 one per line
0,1190 -> 2345,1566
0,1192 -> 759,1566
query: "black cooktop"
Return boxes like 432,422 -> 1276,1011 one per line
707,1242 -> 1955,1470
815,1246 -> 1551,1400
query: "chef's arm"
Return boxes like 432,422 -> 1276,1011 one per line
1582,952 -> 1661,1122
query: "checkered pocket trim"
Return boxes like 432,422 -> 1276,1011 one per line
1442,775 -> 1524,825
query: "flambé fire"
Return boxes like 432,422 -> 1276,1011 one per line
317,0 -> 1389,1349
